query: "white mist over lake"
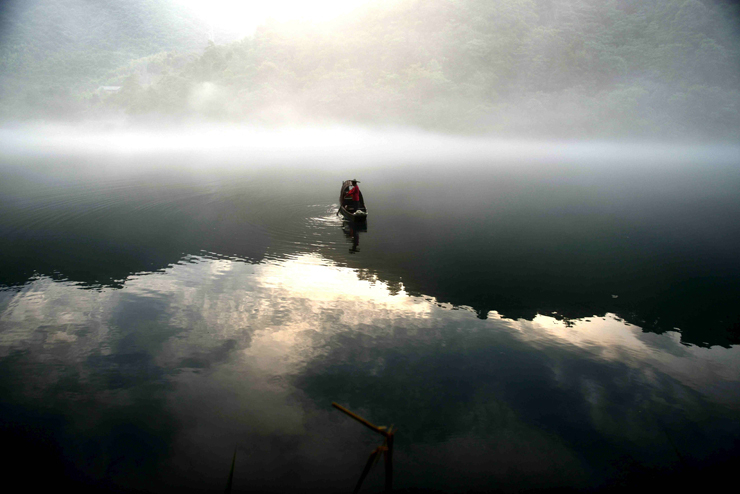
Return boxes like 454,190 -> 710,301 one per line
2,123 -> 739,169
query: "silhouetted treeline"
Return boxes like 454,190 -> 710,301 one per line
2,0 -> 739,138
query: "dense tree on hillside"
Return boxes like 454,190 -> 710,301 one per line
0,0 -> 239,116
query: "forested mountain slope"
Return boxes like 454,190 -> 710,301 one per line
2,0 -> 739,138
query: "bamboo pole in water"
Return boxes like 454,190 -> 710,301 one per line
332,402 -> 396,492
353,446 -> 384,494
225,446 -> 237,494
332,402 -> 391,438
384,432 -> 394,491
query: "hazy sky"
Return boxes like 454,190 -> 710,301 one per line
176,0 -> 375,35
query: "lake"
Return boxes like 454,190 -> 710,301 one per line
1,125 -> 739,493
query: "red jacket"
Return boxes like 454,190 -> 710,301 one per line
348,186 -> 360,201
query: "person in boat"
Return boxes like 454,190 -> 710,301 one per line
347,180 -> 361,212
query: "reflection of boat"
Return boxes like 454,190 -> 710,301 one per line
342,219 -> 366,253
339,180 -> 368,221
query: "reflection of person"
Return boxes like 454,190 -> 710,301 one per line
347,180 -> 360,211
343,221 -> 361,253
349,223 -> 359,253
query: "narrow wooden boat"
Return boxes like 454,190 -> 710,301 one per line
339,180 -> 368,221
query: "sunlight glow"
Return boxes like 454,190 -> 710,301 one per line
177,0 -> 375,36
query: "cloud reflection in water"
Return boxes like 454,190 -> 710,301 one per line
0,253 -> 738,491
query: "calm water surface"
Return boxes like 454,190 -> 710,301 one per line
1,128 -> 739,492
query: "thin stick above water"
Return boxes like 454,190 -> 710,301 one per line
332,402 -> 391,438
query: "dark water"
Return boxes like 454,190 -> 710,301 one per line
1,128 -> 739,492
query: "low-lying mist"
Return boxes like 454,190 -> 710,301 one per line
1,122 -> 738,171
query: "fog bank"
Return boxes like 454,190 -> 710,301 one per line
1,123 -> 738,170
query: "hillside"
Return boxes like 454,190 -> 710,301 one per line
0,0 -> 239,116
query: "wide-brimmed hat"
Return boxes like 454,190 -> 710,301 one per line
351,179 -> 360,183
